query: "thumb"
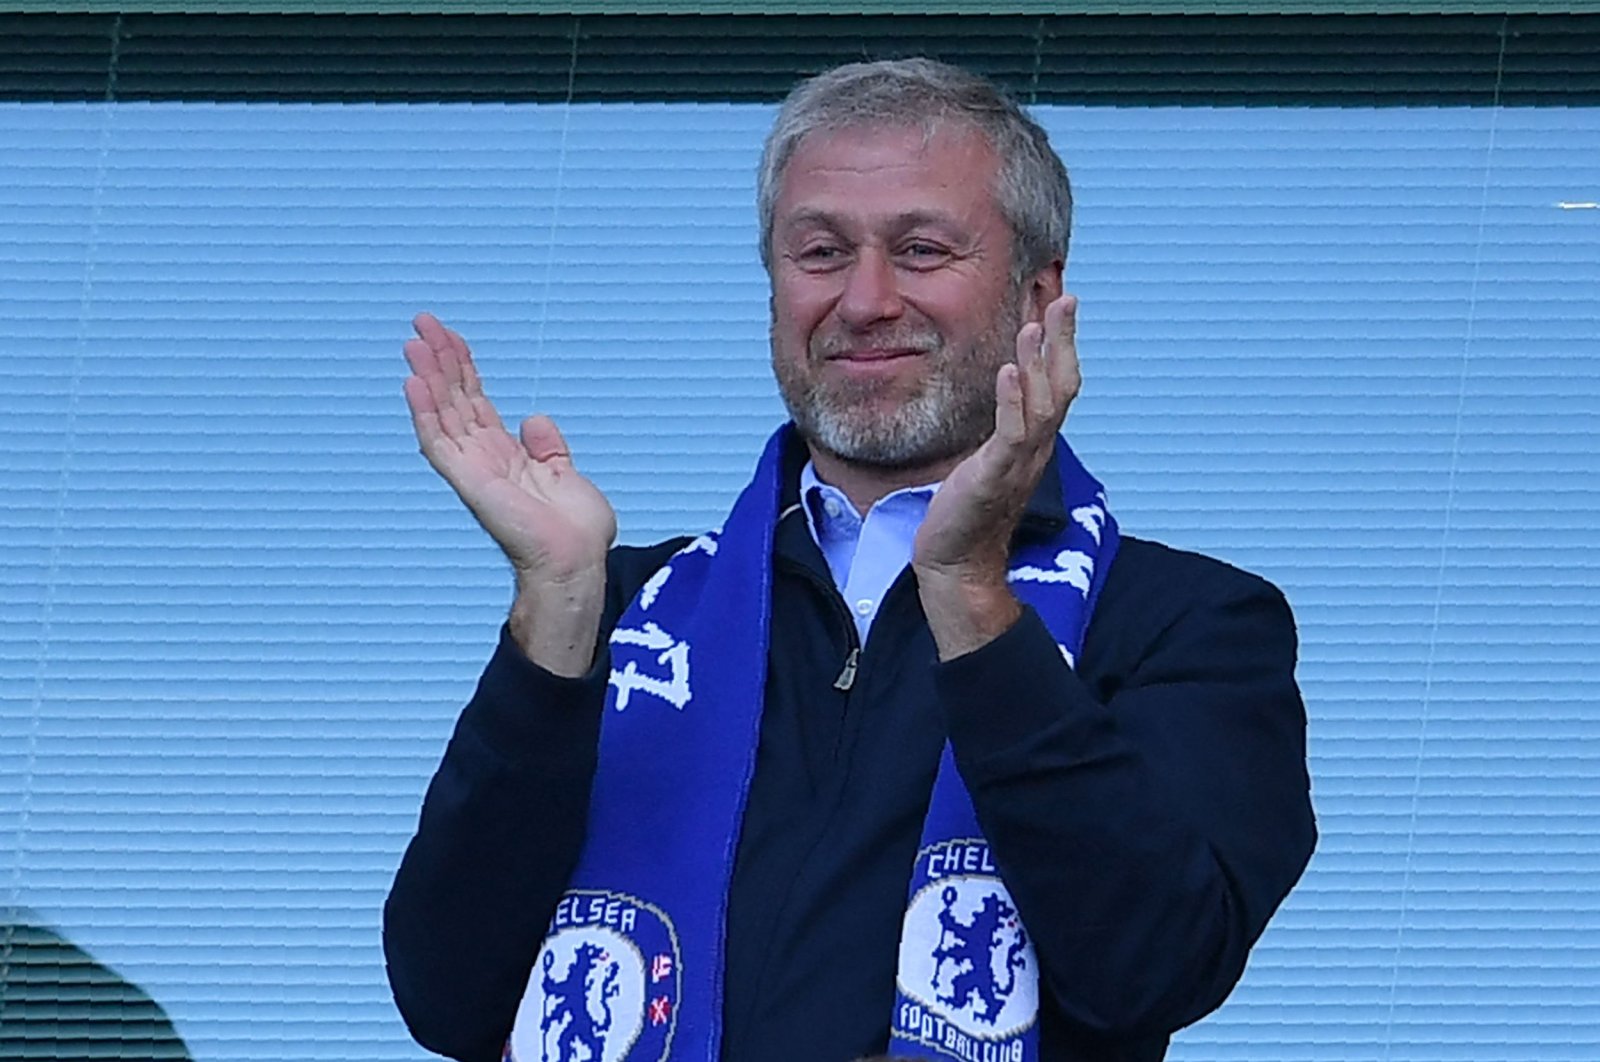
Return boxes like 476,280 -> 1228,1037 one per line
520,414 -> 576,466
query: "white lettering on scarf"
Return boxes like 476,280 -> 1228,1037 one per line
1071,501 -> 1107,545
637,531 -> 720,611
1007,549 -> 1094,596
607,532 -> 720,711
609,622 -> 691,711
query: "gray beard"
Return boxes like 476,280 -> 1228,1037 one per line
773,298 -> 1024,471
786,359 -> 993,470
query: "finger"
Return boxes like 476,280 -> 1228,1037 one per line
993,363 -> 1026,446
404,336 -> 473,443
433,389 -> 473,445
404,334 -> 468,437
521,414 -> 578,468
411,315 -> 508,437
414,311 -> 470,394
403,375 -> 453,469
402,372 -> 437,420
411,313 -> 469,412
1043,294 -> 1082,406
405,324 -> 464,461
432,321 -> 506,434
402,335 -> 440,378
1013,320 -> 1050,429
412,312 -> 454,362
440,321 -> 491,404
441,322 -> 474,367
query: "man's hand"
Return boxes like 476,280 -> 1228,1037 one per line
403,313 -> 617,675
912,294 -> 1081,661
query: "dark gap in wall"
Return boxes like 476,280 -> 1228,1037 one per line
0,13 -> 1597,103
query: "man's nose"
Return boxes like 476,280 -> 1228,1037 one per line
835,250 -> 904,329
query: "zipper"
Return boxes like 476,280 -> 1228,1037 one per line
833,648 -> 860,691
781,555 -> 863,697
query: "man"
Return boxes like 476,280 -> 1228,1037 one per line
385,58 -> 1315,1062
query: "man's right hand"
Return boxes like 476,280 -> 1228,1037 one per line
403,313 -> 617,676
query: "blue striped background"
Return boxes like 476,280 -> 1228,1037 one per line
3,101 -> 1598,1060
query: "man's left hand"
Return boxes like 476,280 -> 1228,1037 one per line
913,293 -> 1081,660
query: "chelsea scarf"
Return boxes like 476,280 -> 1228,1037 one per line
505,424 -> 1119,1062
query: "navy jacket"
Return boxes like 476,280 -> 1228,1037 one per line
384,443 -> 1316,1062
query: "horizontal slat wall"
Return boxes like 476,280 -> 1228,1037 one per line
0,918 -> 192,1059
3,34 -> 1598,1062
5,0 -> 1600,15
2,13 -> 1600,104
1061,103 -> 1600,1059
0,100 -> 782,1062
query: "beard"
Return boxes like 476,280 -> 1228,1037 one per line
771,293 -> 1025,471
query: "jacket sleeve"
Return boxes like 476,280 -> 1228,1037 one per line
383,626 -> 610,1061
383,542 -> 686,1060
935,567 -> 1316,1040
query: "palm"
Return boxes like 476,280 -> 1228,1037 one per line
915,440 -> 1002,566
402,313 -> 616,578
913,293 -> 1081,574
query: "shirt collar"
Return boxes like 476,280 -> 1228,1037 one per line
775,426 -> 1071,544
799,461 -> 853,548
800,460 -> 940,534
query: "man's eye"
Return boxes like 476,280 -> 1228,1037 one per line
793,245 -> 848,270
900,242 -> 951,264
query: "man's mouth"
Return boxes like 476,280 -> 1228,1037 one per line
825,347 -> 926,363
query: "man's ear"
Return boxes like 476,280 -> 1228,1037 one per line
1025,260 -> 1064,321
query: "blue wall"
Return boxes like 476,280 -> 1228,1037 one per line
4,100 -> 1599,1060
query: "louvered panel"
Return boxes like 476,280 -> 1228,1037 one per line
3,14 -> 1600,104
1073,105 -> 1600,1062
5,0 -> 1600,13
3,68 -> 1598,1062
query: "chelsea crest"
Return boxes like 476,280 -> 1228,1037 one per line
506,889 -> 681,1062
893,839 -> 1039,1062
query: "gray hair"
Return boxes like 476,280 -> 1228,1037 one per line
756,58 -> 1073,284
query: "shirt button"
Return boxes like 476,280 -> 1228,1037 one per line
823,498 -> 843,518
855,599 -> 873,616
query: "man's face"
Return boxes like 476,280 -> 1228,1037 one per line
768,121 -> 1039,471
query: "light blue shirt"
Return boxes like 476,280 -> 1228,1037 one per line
799,461 -> 940,645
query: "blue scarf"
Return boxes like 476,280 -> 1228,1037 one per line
506,425 -> 1118,1062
